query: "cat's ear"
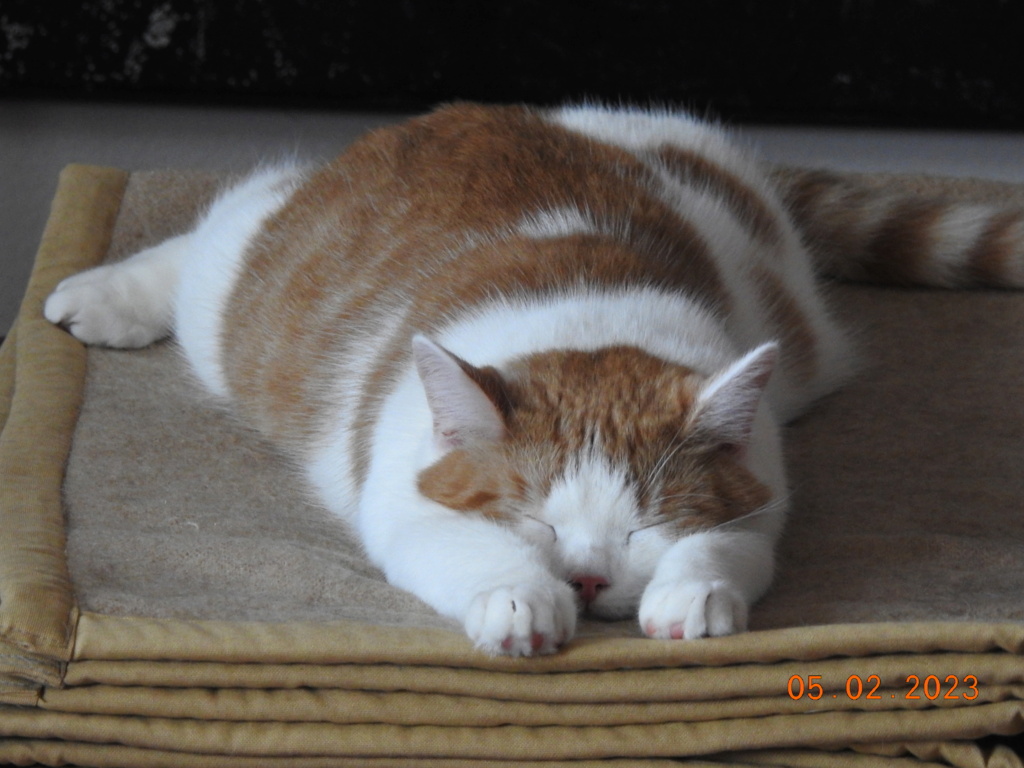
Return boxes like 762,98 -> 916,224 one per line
689,343 -> 777,456
412,335 -> 507,452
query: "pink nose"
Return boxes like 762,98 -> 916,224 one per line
570,574 -> 610,604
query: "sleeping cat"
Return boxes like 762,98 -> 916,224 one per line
44,103 -> 1024,656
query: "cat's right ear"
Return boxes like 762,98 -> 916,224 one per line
689,342 -> 777,458
412,335 -> 507,453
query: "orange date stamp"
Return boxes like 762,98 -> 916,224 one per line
787,674 -> 979,702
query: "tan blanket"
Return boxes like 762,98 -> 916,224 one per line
0,163 -> 1022,767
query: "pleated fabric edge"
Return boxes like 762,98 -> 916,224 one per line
0,164 -> 129,697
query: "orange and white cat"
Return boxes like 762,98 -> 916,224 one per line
45,103 -> 1024,656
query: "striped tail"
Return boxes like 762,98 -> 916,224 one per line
770,166 -> 1024,288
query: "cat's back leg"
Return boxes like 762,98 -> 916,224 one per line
44,233 -> 189,348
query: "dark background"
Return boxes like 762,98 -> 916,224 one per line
2,0 -> 1023,128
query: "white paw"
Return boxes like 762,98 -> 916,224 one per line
465,580 -> 577,657
44,265 -> 168,348
639,579 -> 748,640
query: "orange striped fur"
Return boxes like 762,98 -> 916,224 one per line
772,167 -> 1024,286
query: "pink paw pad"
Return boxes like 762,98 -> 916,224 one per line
643,621 -> 686,639
500,633 -> 548,652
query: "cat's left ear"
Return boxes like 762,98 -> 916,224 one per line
412,335 -> 507,453
689,343 -> 777,457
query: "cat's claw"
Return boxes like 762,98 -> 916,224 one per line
465,582 -> 577,656
638,579 -> 747,640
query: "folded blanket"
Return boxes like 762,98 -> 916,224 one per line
0,163 -> 1022,767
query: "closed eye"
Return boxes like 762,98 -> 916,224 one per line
625,517 -> 678,544
522,515 -> 557,542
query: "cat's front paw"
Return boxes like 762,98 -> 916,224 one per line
44,266 -> 167,348
639,579 -> 748,640
465,581 -> 577,657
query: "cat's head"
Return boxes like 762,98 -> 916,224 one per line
412,335 -> 777,620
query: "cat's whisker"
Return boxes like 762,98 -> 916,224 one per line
707,495 -> 791,532
654,491 -> 722,505
646,437 -> 689,489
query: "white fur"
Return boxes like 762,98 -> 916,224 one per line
929,205 -> 991,286
517,207 -> 598,239
548,104 -> 708,154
